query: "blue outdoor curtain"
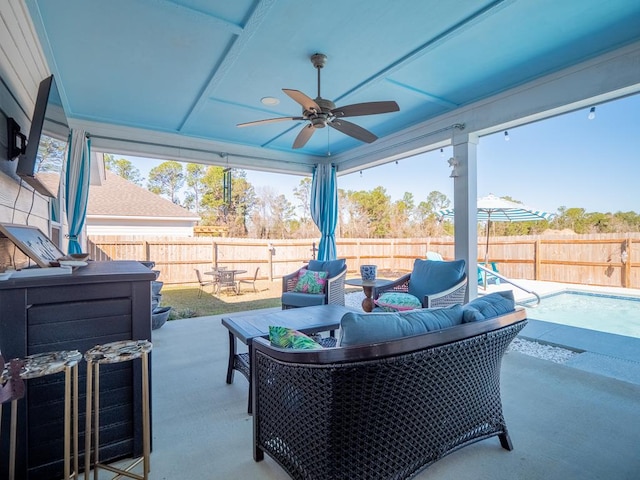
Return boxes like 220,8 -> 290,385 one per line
65,129 -> 91,254
310,163 -> 338,261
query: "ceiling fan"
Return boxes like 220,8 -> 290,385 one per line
237,53 -> 400,149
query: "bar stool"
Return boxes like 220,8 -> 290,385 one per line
0,355 -> 25,480
84,340 -> 152,480
1,350 -> 81,480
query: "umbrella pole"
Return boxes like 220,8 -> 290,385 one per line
483,217 -> 491,289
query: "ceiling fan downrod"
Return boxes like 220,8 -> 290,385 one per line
311,53 -> 327,99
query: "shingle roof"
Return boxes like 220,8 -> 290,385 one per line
87,171 -> 199,219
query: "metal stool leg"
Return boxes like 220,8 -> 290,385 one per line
3,352 -> 78,480
84,360 -> 93,480
9,398 -> 18,480
84,341 -> 152,480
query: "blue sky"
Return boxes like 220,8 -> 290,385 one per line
124,93 -> 639,215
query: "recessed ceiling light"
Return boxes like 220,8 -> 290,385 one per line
261,96 -> 279,106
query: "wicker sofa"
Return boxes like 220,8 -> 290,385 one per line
251,301 -> 527,480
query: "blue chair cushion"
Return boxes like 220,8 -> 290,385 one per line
281,292 -> 327,308
339,304 -> 464,346
308,258 -> 346,279
462,290 -> 515,323
408,259 -> 466,299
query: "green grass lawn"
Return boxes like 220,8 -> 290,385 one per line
159,280 -> 282,319
159,277 -> 366,320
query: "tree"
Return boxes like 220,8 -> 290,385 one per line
183,163 -> 207,213
415,191 -> 450,236
552,207 -> 588,233
348,186 -> 392,237
250,187 -> 295,238
201,167 -> 256,236
292,177 -> 317,237
147,161 -> 185,204
390,192 -> 415,236
103,154 -> 143,185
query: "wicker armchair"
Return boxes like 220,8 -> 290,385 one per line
252,308 -> 527,480
281,259 -> 346,309
374,258 -> 468,308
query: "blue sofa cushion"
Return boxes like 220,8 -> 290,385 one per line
339,304 -> 464,346
408,259 -> 466,300
462,291 -> 515,323
308,258 -> 345,279
281,292 -> 326,308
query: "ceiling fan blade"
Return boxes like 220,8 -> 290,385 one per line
332,101 -> 400,118
292,124 -> 316,149
283,89 -> 321,113
237,116 -> 304,127
328,119 -> 377,143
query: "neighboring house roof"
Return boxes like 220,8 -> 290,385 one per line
87,171 -> 199,220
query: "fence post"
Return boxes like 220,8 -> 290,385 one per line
212,241 -> 218,269
534,240 -> 541,280
267,242 -> 274,282
623,237 -> 631,288
143,241 -> 150,261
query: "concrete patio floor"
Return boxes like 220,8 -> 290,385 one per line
140,302 -> 640,480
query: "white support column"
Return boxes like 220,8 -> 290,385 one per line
452,133 -> 478,301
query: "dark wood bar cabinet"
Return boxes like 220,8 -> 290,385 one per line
0,261 -> 154,479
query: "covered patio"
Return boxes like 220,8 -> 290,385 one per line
3,1 -> 640,287
2,2 -> 640,479
149,307 -> 640,479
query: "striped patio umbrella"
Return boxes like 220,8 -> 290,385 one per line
437,194 -> 554,264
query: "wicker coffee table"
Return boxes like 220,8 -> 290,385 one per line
222,304 -> 353,413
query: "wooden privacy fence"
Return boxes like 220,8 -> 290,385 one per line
87,233 -> 640,289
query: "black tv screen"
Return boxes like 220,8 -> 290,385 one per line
16,75 -> 70,198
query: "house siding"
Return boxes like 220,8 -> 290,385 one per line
0,2 -> 70,259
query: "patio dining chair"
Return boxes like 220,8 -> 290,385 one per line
237,267 -> 260,293
195,269 -> 216,298
218,270 -> 239,295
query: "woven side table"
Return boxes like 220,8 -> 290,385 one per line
84,340 -> 152,480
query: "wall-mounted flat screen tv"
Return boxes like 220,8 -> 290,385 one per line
16,75 -> 70,198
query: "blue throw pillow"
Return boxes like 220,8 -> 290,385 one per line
339,304 -> 464,346
408,259 -> 466,300
374,292 -> 422,312
462,290 -> 515,323
308,258 -> 346,279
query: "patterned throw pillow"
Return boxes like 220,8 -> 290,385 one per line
374,292 -> 422,312
269,326 -> 323,350
293,268 -> 328,294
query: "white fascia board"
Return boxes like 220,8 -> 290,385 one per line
87,215 -> 200,222
71,119 -> 318,176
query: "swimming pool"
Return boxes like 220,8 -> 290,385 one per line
523,291 -> 640,339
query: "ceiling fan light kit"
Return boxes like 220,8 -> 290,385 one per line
237,53 -> 400,149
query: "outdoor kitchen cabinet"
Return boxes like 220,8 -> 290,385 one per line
0,260 -> 154,480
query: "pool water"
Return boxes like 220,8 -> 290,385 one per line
524,291 -> 640,338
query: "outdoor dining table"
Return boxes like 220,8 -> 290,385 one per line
205,269 -> 247,294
